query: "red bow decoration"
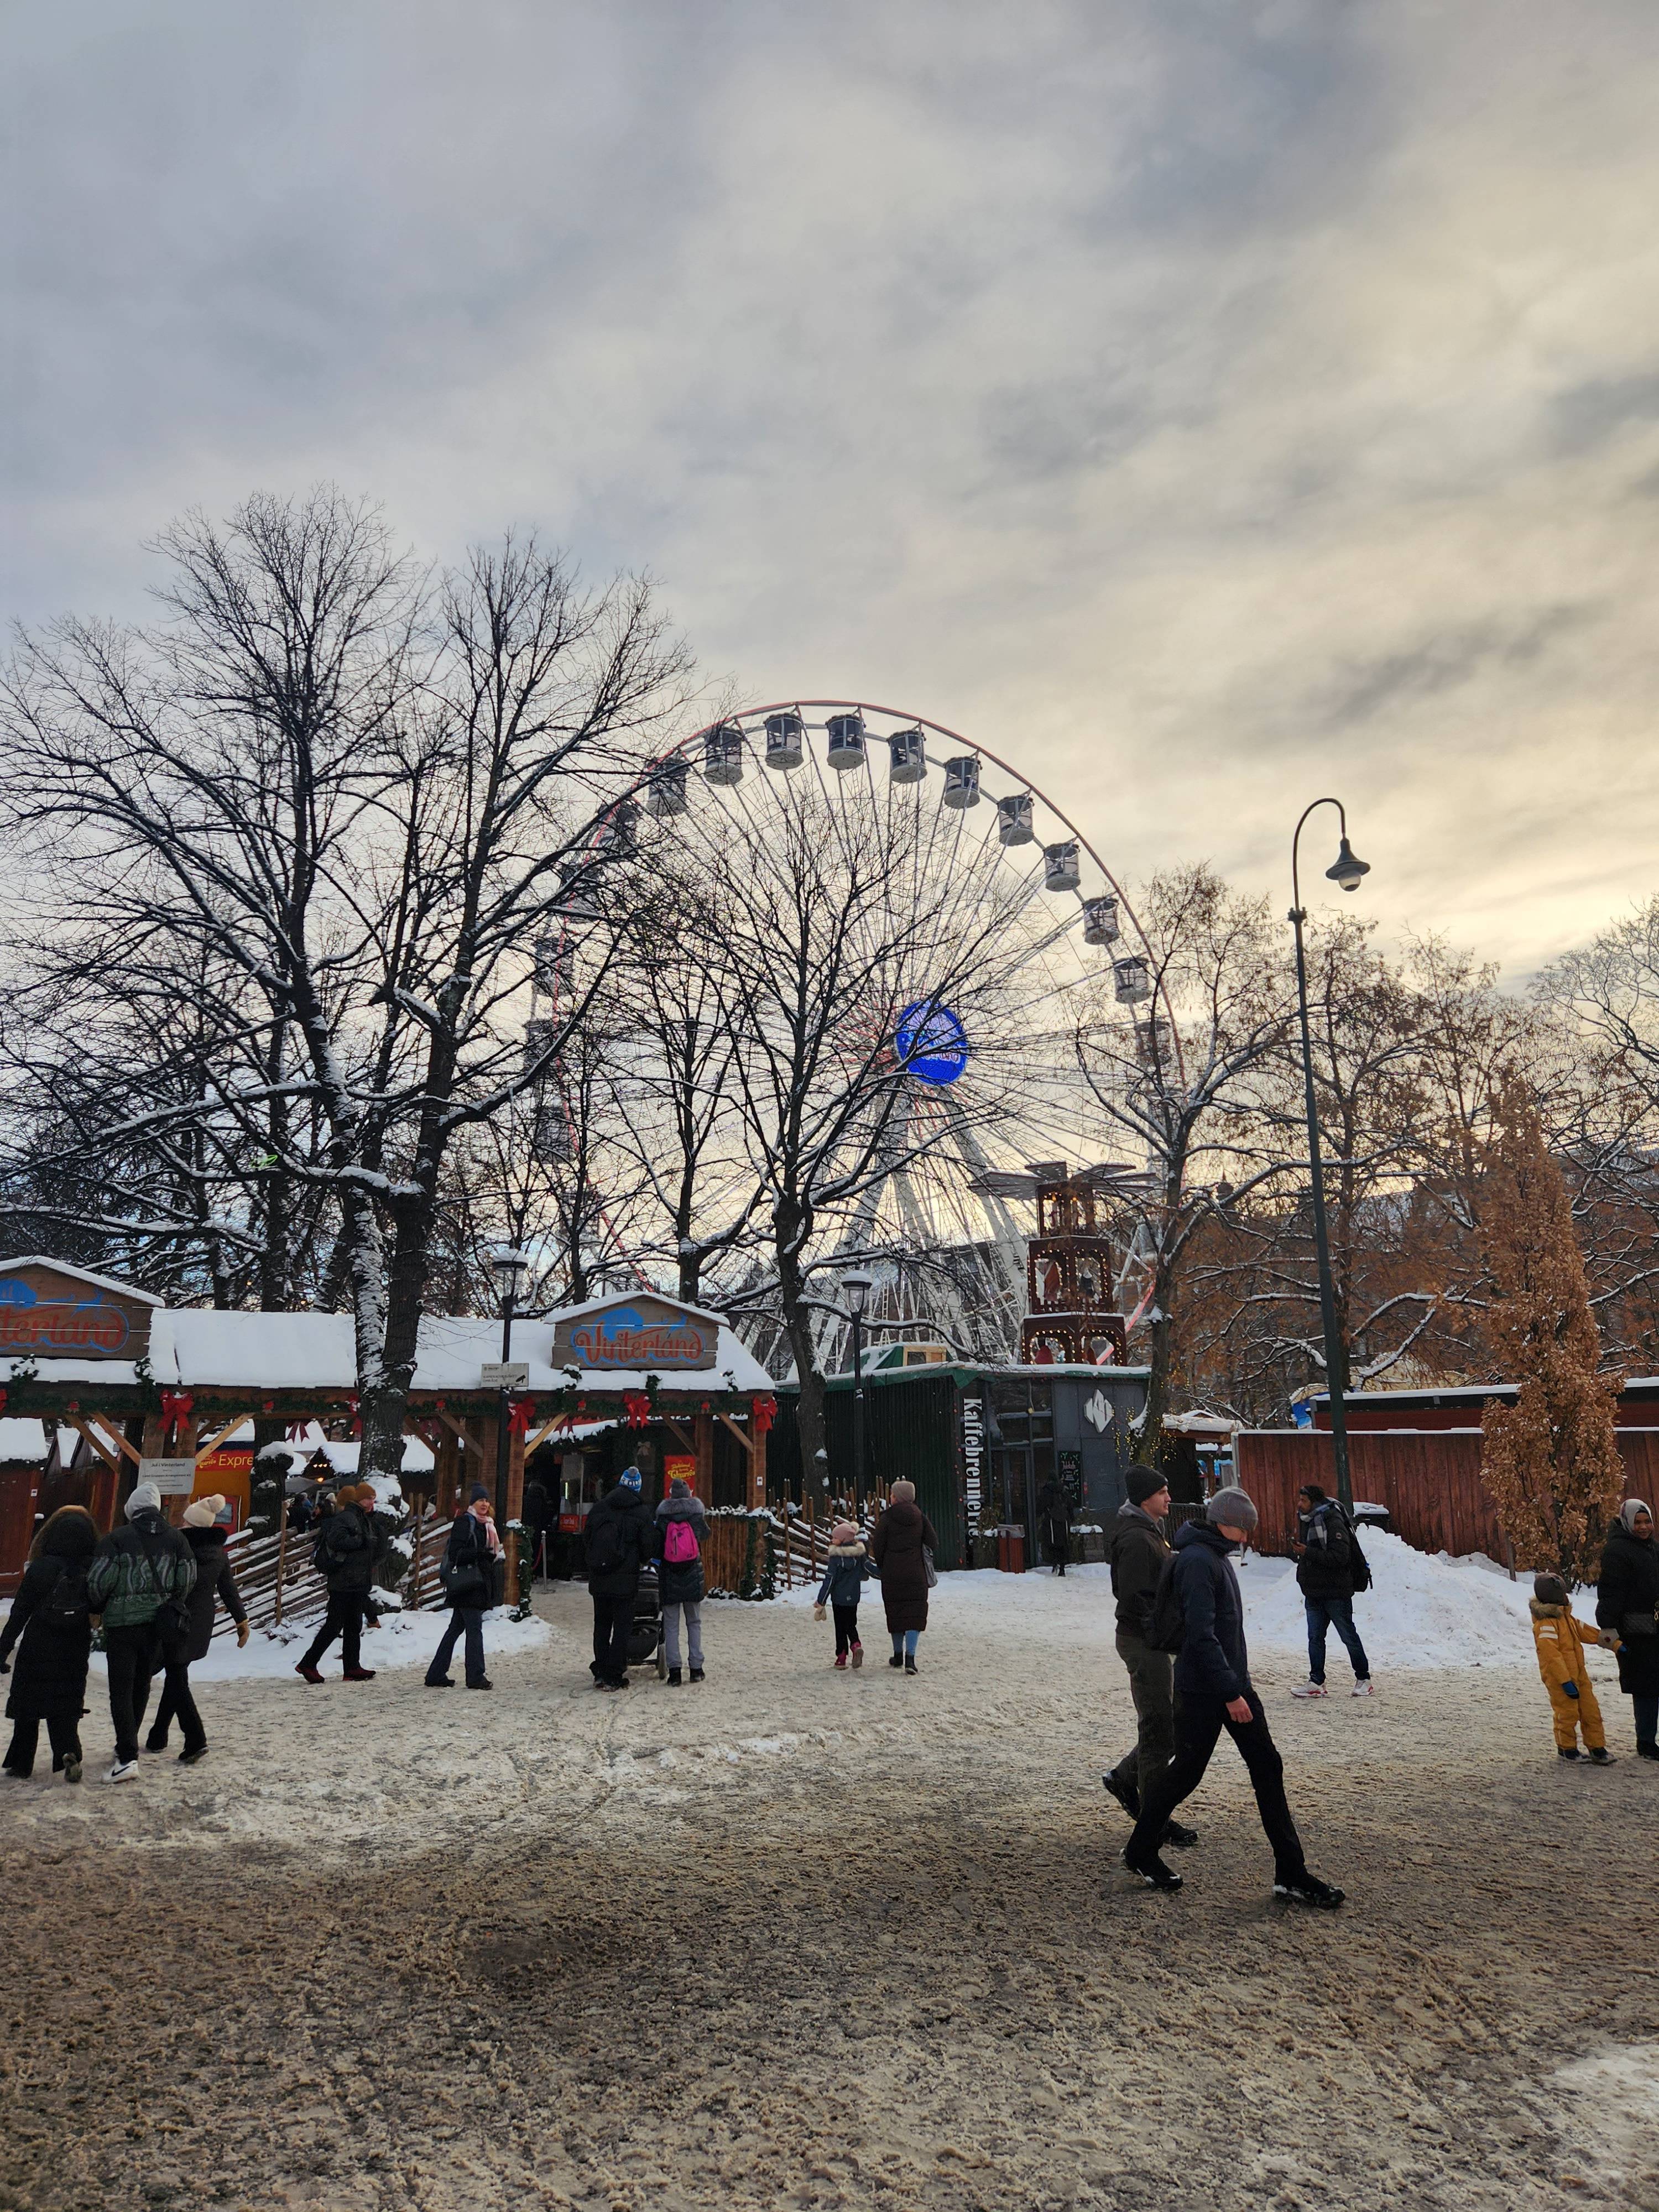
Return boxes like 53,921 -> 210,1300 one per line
751,1394 -> 778,1437
507,1399 -> 536,1438
622,1390 -> 651,1430
159,1390 -> 195,1438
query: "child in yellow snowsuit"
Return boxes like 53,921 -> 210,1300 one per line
1531,1573 -> 1618,1762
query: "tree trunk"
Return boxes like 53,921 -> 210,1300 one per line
775,1196 -> 826,1491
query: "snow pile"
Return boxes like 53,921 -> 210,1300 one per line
1238,1528 -> 1547,1671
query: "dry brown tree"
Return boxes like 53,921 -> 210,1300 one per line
1478,1074 -> 1625,1584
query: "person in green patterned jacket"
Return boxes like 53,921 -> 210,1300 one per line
86,1481 -> 197,1783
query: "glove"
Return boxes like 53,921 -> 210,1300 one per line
236,1620 -> 251,1648
1562,1680 -> 1579,1699
813,1604 -> 826,1621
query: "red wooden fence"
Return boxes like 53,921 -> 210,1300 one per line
1236,1427 -> 1659,1562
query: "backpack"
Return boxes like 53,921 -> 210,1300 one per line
585,1512 -> 627,1579
138,1532 -> 192,1638
1145,1552 -> 1186,1654
662,1517 -> 700,1566
311,1530 -> 335,1577
1347,1519 -> 1373,1594
42,1558 -> 91,1629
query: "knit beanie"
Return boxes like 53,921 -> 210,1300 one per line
1206,1486 -> 1259,1533
182,1493 -> 226,1528
669,1477 -> 691,1498
619,1467 -> 643,1493
830,1520 -> 859,1544
333,1484 -> 359,1508
1125,1465 -> 1166,1506
1533,1573 -> 1568,1606
469,1484 -> 491,1504
126,1481 -> 162,1519
890,1479 -> 917,1504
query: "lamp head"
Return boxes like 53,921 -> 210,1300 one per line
488,1246 -> 532,1292
839,1267 -> 875,1319
1325,836 -> 1370,894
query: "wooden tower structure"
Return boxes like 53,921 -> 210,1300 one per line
1019,1164 -> 1129,1366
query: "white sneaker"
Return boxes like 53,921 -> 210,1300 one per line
1352,1679 -> 1374,1697
1291,1682 -> 1329,1699
106,1759 -> 138,1783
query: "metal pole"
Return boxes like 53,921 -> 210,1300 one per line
852,1308 -> 870,1509
1290,809 -> 1354,1515
494,1286 -> 515,1530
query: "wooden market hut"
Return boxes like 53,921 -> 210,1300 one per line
0,1261 -> 778,1603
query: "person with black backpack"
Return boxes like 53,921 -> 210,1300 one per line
425,1486 -> 502,1690
294,1484 -> 386,1684
0,1504 -> 98,1783
655,1475 -> 709,1686
1120,1486 -> 1345,1908
1290,1484 -> 1374,1700
86,1480 -> 199,1783
584,1466 -> 654,1690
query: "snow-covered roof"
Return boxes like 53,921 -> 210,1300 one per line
101,1304 -> 775,1397
310,1437 -> 436,1475
0,1417 -> 49,1463
549,1290 -> 727,1329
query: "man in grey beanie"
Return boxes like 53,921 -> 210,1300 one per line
1120,1487 -> 1344,1908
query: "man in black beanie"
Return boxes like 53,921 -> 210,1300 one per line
1102,1465 -> 1196,1850
1120,1486 -> 1345,1908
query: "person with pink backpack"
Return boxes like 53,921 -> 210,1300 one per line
654,1475 -> 709,1685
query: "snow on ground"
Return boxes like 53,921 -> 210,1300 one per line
88,1604 -> 552,1681
780,1526 -> 1562,1671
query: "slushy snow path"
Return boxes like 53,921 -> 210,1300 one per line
2,1554 -> 1650,2211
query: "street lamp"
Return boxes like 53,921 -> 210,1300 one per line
1289,800 -> 1371,1514
488,1246 -> 532,1532
840,1267 -> 875,1505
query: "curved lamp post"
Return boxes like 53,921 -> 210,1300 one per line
1290,802 -> 1370,1514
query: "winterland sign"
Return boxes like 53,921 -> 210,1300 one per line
551,1294 -> 717,1373
0,1258 -> 158,1360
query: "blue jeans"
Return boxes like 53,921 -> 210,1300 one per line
1305,1595 -> 1369,1685
427,1606 -> 486,1686
891,1629 -> 920,1660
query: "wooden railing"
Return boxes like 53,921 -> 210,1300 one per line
212,1505 -> 454,1637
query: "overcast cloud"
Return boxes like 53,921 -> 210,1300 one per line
4,0 -> 1658,974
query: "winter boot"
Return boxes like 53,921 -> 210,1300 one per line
342,1666 -> 377,1682
1638,1742 -> 1659,1761
426,1676 -> 455,1688
689,1668 -> 705,1683
1162,1819 -> 1199,1849
904,1655 -> 919,1676
1588,1746 -> 1616,1764
295,1661 -> 324,1684
1274,1873 -> 1347,1909
667,1667 -> 683,1686
851,1642 -> 864,1669
1102,1769 -> 1140,1821
833,1653 -> 847,1670
1121,1848 -> 1182,1892
1558,1745 -> 1582,1761
889,1653 -> 904,1668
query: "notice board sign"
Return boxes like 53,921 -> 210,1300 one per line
138,1458 -> 197,1496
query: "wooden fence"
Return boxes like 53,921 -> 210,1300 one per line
212,1506 -> 455,1637
1236,1427 -> 1659,1562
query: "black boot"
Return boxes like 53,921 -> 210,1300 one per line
1121,1848 -> 1182,1892
1638,1742 -> 1659,1761
1102,1769 -> 1140,1821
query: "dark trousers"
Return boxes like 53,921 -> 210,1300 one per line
1634,1693 -> 1659,1747
301,1593 -> 366,1673
4,1714 -> 81,1775
591,1589 -> 634,1683
106,1623 -> 204,1765
1305,1595 -> 1370,1684
832,1602 -> 860,1656
1127,1687 -> 1307,1882
427,1606 -> 487,1686
1108,1632 -> 1177,1808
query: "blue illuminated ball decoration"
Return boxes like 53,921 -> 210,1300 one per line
895,1000 -> 969,1086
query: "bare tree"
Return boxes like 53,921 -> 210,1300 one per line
1,492 -> 692,1481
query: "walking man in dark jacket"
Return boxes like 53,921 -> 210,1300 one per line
585,1467 -> 654,1689
1102,1467 -> 1195,1849
1291,1484 -> 1372,1698
1036,1475 -> 1071,1575
86,1481 -> 199,1783
295,1485 -> 384,1684
1121,1488 -> 1344,1908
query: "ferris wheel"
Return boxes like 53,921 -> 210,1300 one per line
529,700 -> 1165,1368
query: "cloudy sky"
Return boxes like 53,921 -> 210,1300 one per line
5,1 -> 1658,976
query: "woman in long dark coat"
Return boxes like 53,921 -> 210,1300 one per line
1597,1498 -> 1659,1760
0,1504 -> 97,1782
1036,1475 -> 1071,1576
145,1494 -> 249,1758
870,1479 -> 938,1677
